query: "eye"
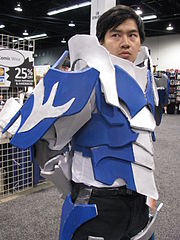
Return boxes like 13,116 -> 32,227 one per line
129,33 -> 138,39
111,33 -> 121,39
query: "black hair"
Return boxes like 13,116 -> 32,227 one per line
62,58 -> 70,68
96,5 -> 145,44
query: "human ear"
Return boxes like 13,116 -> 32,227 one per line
99,40 -> 104,45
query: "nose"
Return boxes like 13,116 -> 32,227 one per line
120,35 -> 130,48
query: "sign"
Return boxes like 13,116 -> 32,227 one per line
90,0 -> 116,35
34,65 -> 50,85
0,48 -> 34,87
0,67 -> 6,85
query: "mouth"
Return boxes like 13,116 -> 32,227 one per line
120,52 -> 130,59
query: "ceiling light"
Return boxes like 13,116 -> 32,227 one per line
141,15 -> 157,21
135,7 -> 143,15
68,21 -> 75,27
47,1 -> 91,16
61,38 -> 66,43
14,2 -> 22,12
0,24 -> 5,29
24,33 -> 47,40
23,30 -> 29,36
166,23 -> 174,31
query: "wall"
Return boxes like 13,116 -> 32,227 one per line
34,46 -> 67,66
144,34 -> 180,71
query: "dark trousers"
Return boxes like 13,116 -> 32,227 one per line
71,183 -> 152,240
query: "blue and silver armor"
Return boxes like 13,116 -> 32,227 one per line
2,35 -> 161,240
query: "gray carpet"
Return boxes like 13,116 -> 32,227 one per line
153,114 -> 180,240
0,114 -> 180,240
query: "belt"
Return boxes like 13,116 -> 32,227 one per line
72,182 -> 138,198
91,186 -> 137,197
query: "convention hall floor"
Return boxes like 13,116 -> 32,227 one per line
0,114 -> 180,240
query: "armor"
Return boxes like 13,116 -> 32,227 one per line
2,35 -> 162,240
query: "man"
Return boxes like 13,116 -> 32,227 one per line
97,9 -> 143,63
3,4 -> 159,240
64,5 -> 158,240
59,58 -> 70,72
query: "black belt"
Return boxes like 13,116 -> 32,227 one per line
72,182 -> 138,199
91,185 -> 138,197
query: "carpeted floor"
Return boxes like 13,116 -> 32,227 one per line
0,114 -> 180,240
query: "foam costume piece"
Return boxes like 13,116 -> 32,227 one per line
59,194 -> 97,240
72,71 -> 158,199
41,154 -> 72,198
3,67 -> 99,149
115,65 -> 146,117
69,35 -> 159,112
3,34 -> 161,239
68,35 -> 158,200
134,130 -> 154,155
0,97 -> 22,135
69,35 -> 120,108
134,45 -> 159,107
3,34 -> 159,201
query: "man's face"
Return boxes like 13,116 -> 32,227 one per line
102,18 -> 141,62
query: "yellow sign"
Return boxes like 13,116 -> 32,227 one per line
0,67 -> 4,76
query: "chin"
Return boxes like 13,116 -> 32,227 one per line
120,56 -> 131,62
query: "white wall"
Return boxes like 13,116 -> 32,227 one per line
143,34 -> 180,71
